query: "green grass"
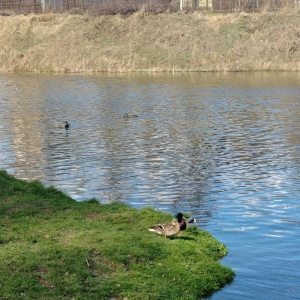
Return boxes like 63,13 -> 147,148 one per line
0,170 -> 234,299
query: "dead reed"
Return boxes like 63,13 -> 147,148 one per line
1,8 -> 300,73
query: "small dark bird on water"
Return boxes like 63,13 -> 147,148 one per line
65,121 -> 70,129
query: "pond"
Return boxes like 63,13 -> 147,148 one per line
0,72 -> 300,299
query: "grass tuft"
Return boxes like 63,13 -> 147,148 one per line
0,170 -> 234,299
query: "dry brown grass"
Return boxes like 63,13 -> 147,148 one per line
1,10 -> 300,73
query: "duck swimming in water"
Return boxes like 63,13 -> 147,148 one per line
65,121 -> 70,129
124,113 -> 138,118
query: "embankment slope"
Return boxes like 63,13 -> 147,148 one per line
1,11 -> 300,73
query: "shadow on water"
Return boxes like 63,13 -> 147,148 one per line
0,72 -> 300,299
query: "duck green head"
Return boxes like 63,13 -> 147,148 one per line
175,213 -> 184,221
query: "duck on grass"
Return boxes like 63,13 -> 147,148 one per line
148,212 -> 196,238
0,170 -> 234,299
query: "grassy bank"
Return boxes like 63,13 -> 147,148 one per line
0,11 -> 300,73
0,170 -> 234,299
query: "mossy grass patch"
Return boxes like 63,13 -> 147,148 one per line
0,170 -> 234,299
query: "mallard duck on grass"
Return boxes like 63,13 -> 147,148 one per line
148,219 -> 180,238
176,212 -> 196,231
148,213 -> 196,238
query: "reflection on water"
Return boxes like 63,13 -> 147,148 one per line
1,72 -> 300,299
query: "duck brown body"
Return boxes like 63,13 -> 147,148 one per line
148,213 -> 195,238
148,219 -> 180,237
